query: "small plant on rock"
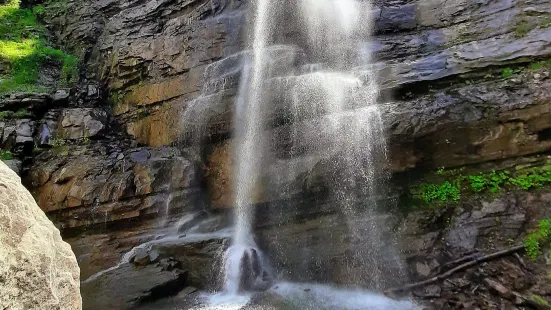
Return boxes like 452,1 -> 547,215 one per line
514,19 -> 533,38
0,149 -> 14,160
419,179 -> 461,203
502,68 -> 514,79
467,170 -> 510,193
51,137 -> 67,147
524,219 -> 551,259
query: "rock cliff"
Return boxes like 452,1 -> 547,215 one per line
2,0 -> 551,308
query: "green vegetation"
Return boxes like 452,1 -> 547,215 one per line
540,16 -> 551,28
529,59 -> 551,70
0,108 -> 31,119
524,219 -> 551,259
416,168 -> 551,203
50,137 -> 67,147
514,19 -> 533,38
419,180 -> 461,203
467,170 -> 510,193
0,149 -> 13,160
502,67 -> 514,79
0,0 -> 78,94
528,295 -> 550,307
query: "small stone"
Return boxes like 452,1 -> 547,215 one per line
87,84 -> 99,97
117,153 -> 124,160
132,249 -> 150,266
484,278 -> 513,300
415,261 -> 431,277
53,89 -> 70,102
534,73 -> 542,80
149,250 -> 160,263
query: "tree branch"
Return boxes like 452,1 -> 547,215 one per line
385,245 -> 525,294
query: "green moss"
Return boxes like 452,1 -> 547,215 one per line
0,108 -> 31,119
0,149 -> 13,160
540,17 -> 551,28
514,19 -> 533,38
0,0 -> 79,94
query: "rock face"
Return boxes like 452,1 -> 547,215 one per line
0,161 -> 81,310
2,0 -> 551,308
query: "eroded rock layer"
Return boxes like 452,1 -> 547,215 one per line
2,0 -> 551,308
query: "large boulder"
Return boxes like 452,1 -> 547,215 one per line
0,162 -> 81,310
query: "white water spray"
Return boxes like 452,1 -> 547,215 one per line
221,0 -> 405,297
222,0 -> 276,295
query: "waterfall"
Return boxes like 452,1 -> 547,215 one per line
222,0 -> 405,296
221,0 -> 276,295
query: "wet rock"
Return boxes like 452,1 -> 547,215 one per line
413,285 -> 441,299
159,258 -> 182,271
151,237 -> 229,289
375,4 -> 417,33
81,263 -> 187,310
176,286 -> 198,297
149,250 -> 160,263
133,249 -> 151,266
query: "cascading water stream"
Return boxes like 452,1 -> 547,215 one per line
219,0 -> 408,302
221,0 -> 275,295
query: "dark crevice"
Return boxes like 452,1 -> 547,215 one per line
537,128 -> 551,141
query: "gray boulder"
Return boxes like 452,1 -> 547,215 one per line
0,161 -> 81,309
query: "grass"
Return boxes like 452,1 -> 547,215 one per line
416,168 -> 551,203
0,0 -> 78,94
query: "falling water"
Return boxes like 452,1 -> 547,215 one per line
221,0 -> 406,297
222,0 -> 275,294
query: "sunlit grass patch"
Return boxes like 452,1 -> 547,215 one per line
0,0 -> 78,94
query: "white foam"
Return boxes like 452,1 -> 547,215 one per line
269,282 -> 420,310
